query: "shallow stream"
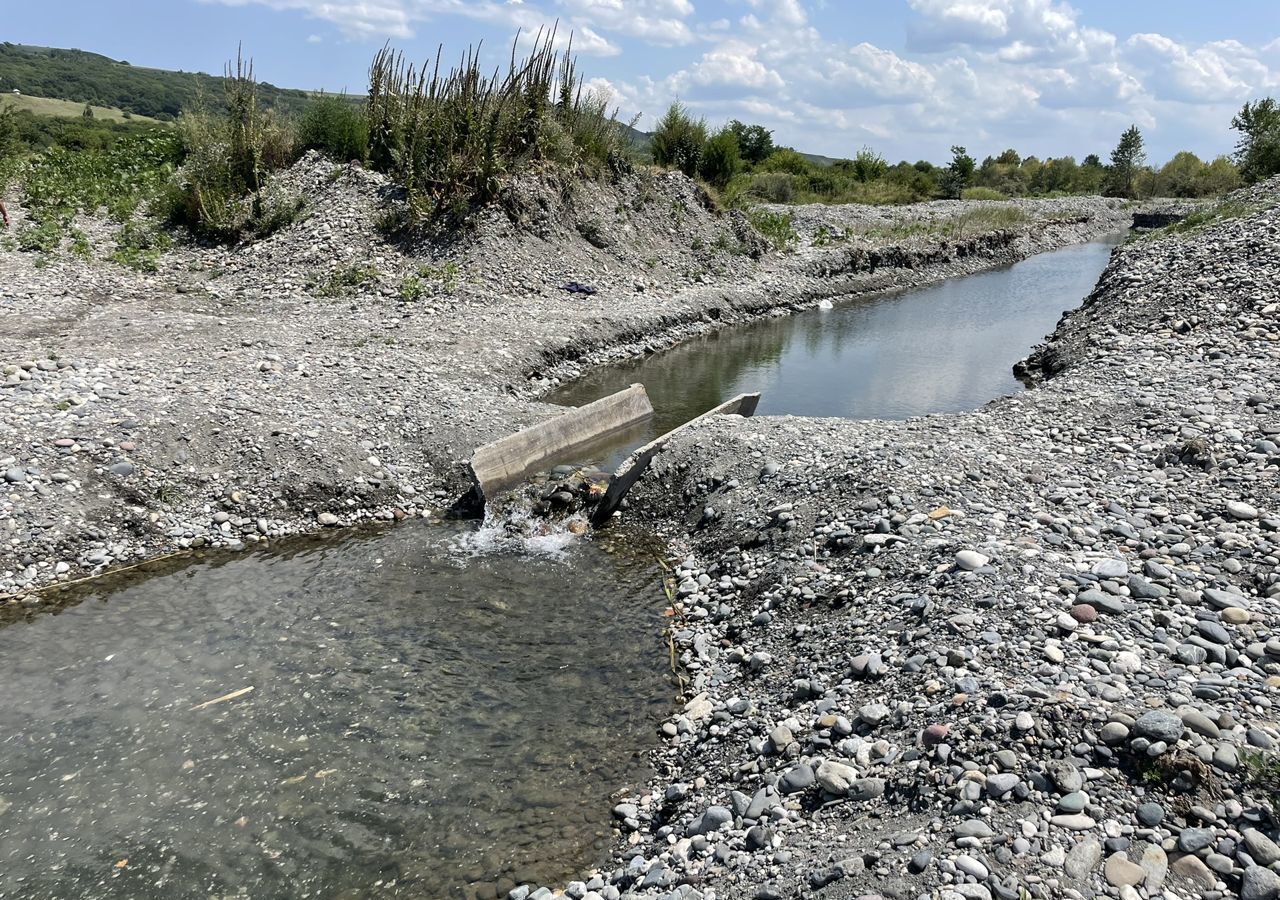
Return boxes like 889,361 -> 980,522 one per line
0,523 -> 669,899
549,236 -> 1125,469
0,235 -> 1125,899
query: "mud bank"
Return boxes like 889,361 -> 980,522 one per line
0,155 -> 1126,599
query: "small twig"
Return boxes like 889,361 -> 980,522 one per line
190,686 -> 254,710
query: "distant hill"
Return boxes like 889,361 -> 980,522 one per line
0,92 -> 159,124
0,43 -> 316,120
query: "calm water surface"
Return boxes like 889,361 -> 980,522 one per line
549,236 -> 1123,466
0,523 -> 669,899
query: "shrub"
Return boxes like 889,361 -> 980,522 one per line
744,172 -> 795,203
758,148 -> 812,176
699,127 -> 741,188
651,102 -> 707,177
298,95 -> 368,162
961,187 -> 1008,201
748,209 -> 797,251
110,219 -> 173,271
366,29 -> 631,223
161,48 -> 297,242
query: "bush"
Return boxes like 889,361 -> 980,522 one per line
698,127 -> 741,188
110,219 -> 173,271
748,209 -> 797,251
298,95 -> 367,162
758,148 -> 811,176
161,49 -> 297,241
366,30 -> 631,223
961,187 -> 1007,201
651,102 -> 707,177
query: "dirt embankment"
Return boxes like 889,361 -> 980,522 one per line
1,154 -> 1125,601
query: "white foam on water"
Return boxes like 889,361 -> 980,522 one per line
451,502 -> 587,560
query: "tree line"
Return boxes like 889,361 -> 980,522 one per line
650,101 -> 1280,205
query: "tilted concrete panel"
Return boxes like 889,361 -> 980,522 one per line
468,384 -> 654,500
592,392 -> 760,524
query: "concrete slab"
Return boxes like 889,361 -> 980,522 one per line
592,392 -> 760,524
468,384 -> 654,500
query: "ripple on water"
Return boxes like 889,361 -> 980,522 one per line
0,521 -> 670,899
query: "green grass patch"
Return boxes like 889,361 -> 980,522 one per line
399,262 -> 460,299
961,186 -> 1008,201
309,264 -> 381,298
748,209 -> 798,251
109,219 -> 172,271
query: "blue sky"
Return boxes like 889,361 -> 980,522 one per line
8,1 -> 1280,164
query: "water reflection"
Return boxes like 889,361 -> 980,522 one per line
550,237 -> 1122,447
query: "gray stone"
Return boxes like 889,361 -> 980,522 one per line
1136,802 -> 1165,827
686,806 -> 732,837
986,773 -> 1020,798
1140,845 -> 1168,891
1178,827 -> 1215,852
1064,838 -> 1103,879
1180,708 -> 1221,738
780,764 -> 815,794
848,777 -> 886,801
1243,830 -> 1280,867
1093,558 -> 1129,578
1228,501 -> 1260,521
1057,791 -> 1088,813
1242,865 -> 1280,900
1134,710 -> 1184,744
954,819 -> 994,840
1128,574 -> 1169,599
3,467 -> 26,483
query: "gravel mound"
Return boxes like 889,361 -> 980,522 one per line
588,179 -> 1280,899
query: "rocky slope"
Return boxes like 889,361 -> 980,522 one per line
0,155 -> 1126,600
588,182 -> 1280,900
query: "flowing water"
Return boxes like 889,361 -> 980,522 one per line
0,236 -> 1125,899
0,522 -> 669,900
548,236 -> 1125,470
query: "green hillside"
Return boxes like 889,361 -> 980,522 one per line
0,43 -> 316,120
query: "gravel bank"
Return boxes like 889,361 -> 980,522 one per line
588,180 -> 1280,900
0,155 -> 1126,600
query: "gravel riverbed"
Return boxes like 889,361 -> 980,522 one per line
585,179 -> 1280,900
0,155 -> 1125,601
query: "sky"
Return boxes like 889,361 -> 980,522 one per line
7,0 -> 1280,164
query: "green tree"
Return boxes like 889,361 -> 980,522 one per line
726,119 -> 774,165
1107,125 -> 1146,198
850,146 -> 887,182
941,145 -> 975,198
996,148 -> 1021,166
1157,150 -> 1204,197
651,102 -> 707,177
298,95 -> 368,162
81,102 -> 94,119
1198,155 -> 1241,196
699,126 -> 741,188
1231,97 -> 1280,183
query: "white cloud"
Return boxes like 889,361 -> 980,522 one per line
685,41 -> 785,91
558,0 -> 697,45
1124,34 -> 1278,104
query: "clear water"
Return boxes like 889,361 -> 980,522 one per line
548,237 -> 1123,470
0,522 -> 669,899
